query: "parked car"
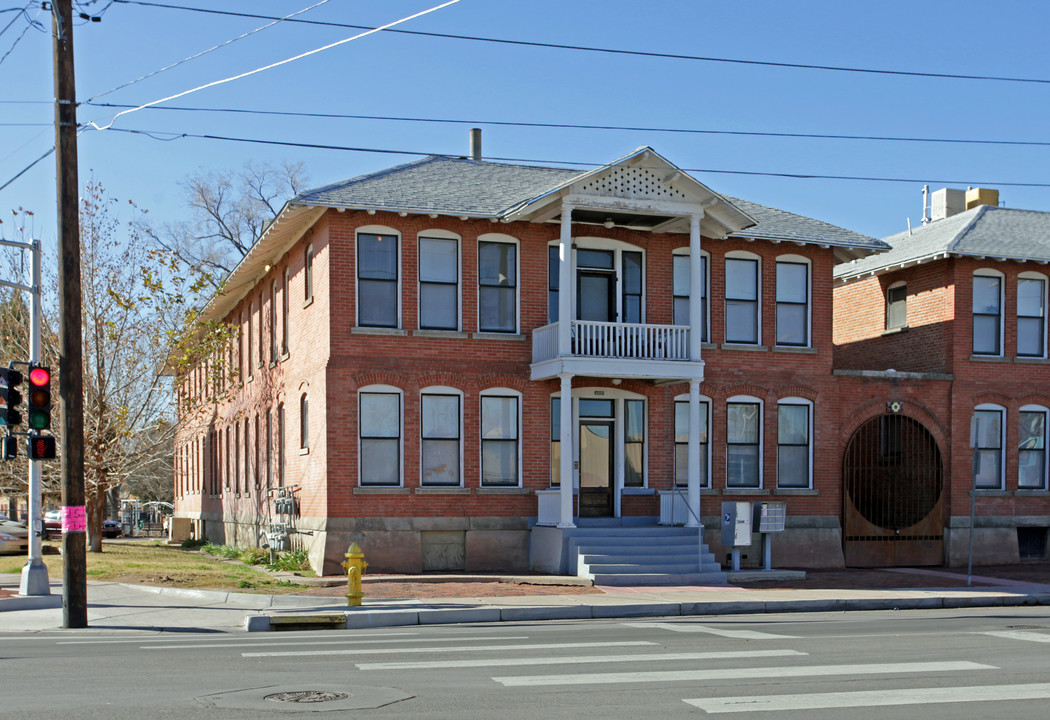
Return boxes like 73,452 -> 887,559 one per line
0,519 -> 29,555
101,520 -> 123,538
42,510 -> 61,539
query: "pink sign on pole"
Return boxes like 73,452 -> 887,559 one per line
61,506 -> 86,532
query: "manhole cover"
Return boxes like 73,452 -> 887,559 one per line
265,691 -> 351,704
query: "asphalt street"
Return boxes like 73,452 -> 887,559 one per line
4,606 -> 1050,719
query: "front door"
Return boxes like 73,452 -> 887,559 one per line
578,420 -> 613,517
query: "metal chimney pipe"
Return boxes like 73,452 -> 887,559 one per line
469,128 -> 482,161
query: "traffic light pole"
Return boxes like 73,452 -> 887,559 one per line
0,238 -> 48,596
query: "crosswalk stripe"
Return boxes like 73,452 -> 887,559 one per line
243,640 -> 656,658
493,660 -> 993,687
357,649 -> 806,671
140,634 -> 527,650
981,630 -> 1050,644
685,683 -> 1050,713
54,632 -> 420,645
622,622 -> 796,639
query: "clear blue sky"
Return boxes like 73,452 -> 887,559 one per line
1,0 -> 1048,254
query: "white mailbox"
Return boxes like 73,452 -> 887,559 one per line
721,501 -> 753,547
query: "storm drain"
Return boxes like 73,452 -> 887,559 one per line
265,691 -> 351,704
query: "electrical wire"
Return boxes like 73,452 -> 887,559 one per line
0,145 -> 54,193
0,5 -> 42,68
81,102 -> 1050,149
83,0 -> 462,131
111,0 -> 1050,86
0,1 -> 32,40
103,126 -> 1050,189
86,0 -> 333,102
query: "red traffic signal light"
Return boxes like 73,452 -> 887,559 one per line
27,434 -> 55,460
26,364 -> 50,430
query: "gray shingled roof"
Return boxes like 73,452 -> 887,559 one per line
294,155 -> 882,250
835,205 -> 1050,280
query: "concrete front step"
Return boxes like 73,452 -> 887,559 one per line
585,563 -> 702,575
591,571 -> 729,586
578,551 -> 717,565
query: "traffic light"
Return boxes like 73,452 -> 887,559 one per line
0,367 -> 23,427
27,434 -> 55,460
26,365 -> 50,430
1,435 -> 16,460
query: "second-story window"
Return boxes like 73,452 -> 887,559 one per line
972,272 -> 1002,355
269,279 -> 278,363
418,236 -> 459,330
725,256 -> 759,344
304,244 -> 314,303
358,233 -> 399,328
478,241 -> 517,333
673,253 -> 708,341
282,268 -> 290,356
1018,276 -> 1046,358
775,260 -> 809,347
299,393 -> 309,451
622,251 -> 643,323
886,283 -> 907,330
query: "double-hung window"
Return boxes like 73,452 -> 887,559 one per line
727,399 -> 761,488
886,283 -> 907,330
777,401 -> 811,488
725,256 -> 759,344
1018,276 -> 1047,357
481,393 -> 519,485
775,260 -> 809,346
478,241 -> 517,332
304,244 -> 314,303
358,233 -> 399,328
972,272 -> 1002,355
674,398 -> 709,488
673,253 -> 708,341
624,399 -> 645,487
421,392 -> 461,486
973,406 -> 1004,489
299,394 -> 309,451
1019,407 -> 1048,490
359,389 -> 401,486
418,236 -> 459,330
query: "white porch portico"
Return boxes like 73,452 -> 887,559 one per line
512,148 -> 754,529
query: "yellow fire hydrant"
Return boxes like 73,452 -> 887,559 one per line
341,542 -> 368,607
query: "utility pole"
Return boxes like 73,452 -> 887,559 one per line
52,0 -> 86,628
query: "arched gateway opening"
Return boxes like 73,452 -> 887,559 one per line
843,414 -> 944,567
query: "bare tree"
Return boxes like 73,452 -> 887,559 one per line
142,161 -> 309,286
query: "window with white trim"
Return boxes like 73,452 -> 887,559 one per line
725,255 -> 760,344
299,393 -> 309,451
886,282 -> 907,330
727,398 -> 762,488
478,240 -> 517,333
775,258 -> 809,347
777,400 -> 811,488
1017,274 -> 1047,358
359,388 -> 402,486
1019,405 -> 1048,490
421,390 -> 461,486
418,235 -> 459,330
972,271 -> 1003,355
973,405 -> 1005,489
304,244 -> 314,303
673,397 -> 710,488
624,399 -> 645,487
282,268 -> 290,355
481,392 -> 520,486
357,232 -> 399,328
673,252 -> 708,341
550,396 -> 561,486
277,402 -> 286,487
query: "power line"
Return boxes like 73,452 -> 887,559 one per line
112,0 -> 1050,86
103,126 -> 1050,189
82,102 -> 1050,149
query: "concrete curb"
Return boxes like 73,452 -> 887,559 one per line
242,591 -> 1050,632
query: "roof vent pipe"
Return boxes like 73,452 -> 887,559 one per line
469,128 -> 482,161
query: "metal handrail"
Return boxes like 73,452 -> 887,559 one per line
669,484 -> 706,569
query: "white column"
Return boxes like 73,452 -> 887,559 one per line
688,212 -> 704,362
686,379 -> 702,528
558,202 -> 574,357
558,373 -> 575,528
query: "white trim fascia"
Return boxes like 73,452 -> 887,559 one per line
530,357 -> 704,382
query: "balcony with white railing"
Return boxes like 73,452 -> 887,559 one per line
531,321 -> 702,380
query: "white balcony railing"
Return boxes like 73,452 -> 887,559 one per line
532,321 -> 691,363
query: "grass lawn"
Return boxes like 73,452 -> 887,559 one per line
0,541 -> 311,594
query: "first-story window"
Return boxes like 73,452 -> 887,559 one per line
727,400 -> 761,488
277,403 -> 286,487
550,397 -> 561,486
300,393 -> 309,450
481,394 -> 519,486
674,399 -> 710,488
777,402 -> 811,488
973,406 -> 1004,489
359,390 -> 401,486
625,399 -> 645,487
421,392 -> 461,486
1019,407 -> 1047,490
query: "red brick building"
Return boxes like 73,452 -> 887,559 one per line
175,148 -> 1045,576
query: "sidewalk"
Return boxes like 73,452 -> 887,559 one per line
4,564 -> 1050,633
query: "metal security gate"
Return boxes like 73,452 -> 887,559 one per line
843,414 -> 944,566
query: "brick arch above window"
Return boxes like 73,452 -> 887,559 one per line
721,383 -> 769,401
773,384 -> 820,403
476,372 -> 528,394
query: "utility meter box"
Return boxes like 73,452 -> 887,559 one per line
753,501 -> 787,533
721,501 -> 753,547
